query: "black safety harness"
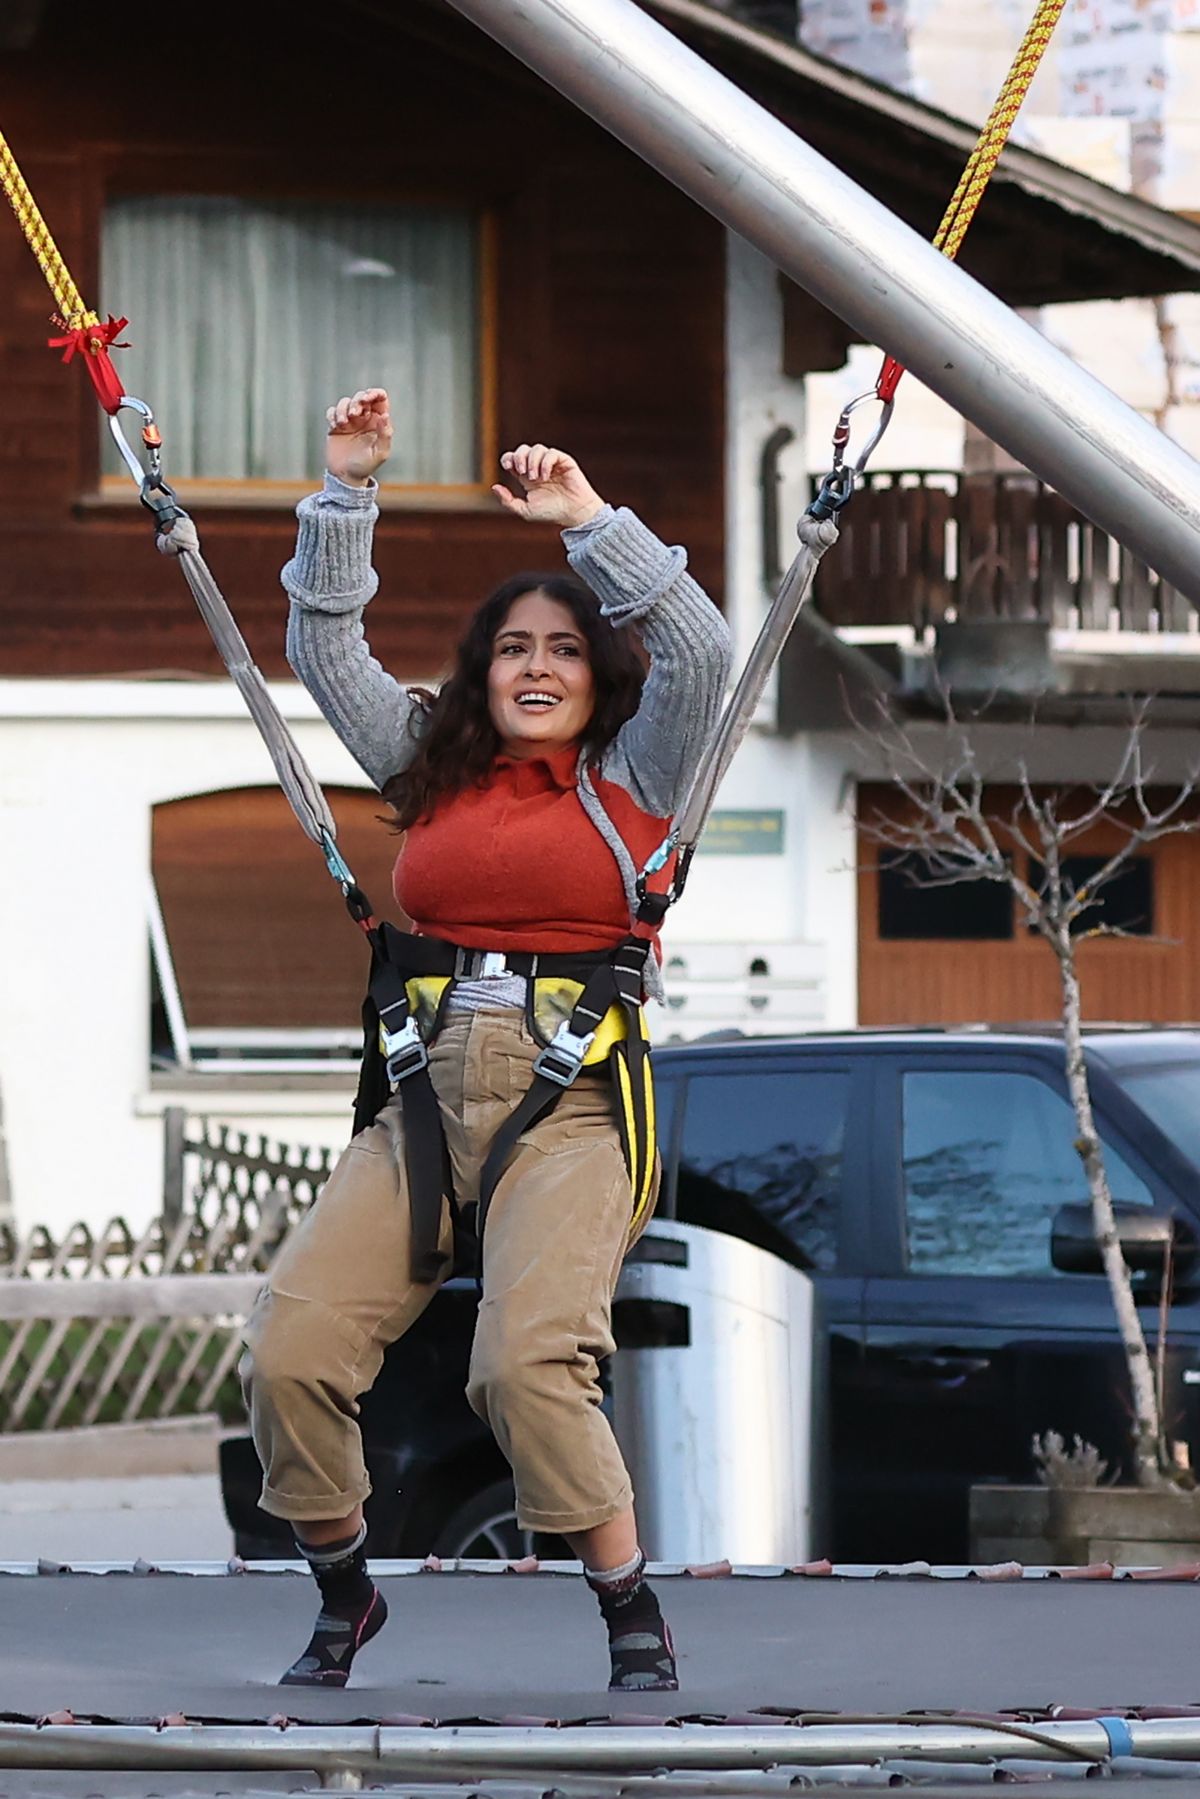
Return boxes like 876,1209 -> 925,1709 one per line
344,880 -> 670,1284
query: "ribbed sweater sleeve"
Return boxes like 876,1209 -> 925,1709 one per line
282,472 -> 423,791
563,505 -> 733,817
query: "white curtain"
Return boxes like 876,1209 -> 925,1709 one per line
101,199 -> 479,482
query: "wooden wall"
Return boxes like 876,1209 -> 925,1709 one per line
0,3 -> 725,680
858,784 -> 1200,1027
153,788 -> 404,1031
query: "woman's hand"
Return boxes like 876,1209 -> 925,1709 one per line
326,388 -> 394,487
492,443 -> 606,529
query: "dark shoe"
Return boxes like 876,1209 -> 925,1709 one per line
587,1559 -> 679,1694
607,1600 -> 679,1692
279,1584 -> 388,1688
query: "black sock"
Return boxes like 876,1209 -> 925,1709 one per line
280,1524 -> 388,1688
586,1551 -> 678,1692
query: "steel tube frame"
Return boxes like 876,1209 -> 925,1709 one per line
2,1719 -> 1200,1776
442,0 -> 1200,606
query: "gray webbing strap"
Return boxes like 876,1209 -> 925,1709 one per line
670,512 -> 839,864
156,514 -> 342,858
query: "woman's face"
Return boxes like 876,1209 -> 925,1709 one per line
487,589 -> 596,759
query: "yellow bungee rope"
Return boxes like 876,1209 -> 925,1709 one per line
0,125 -> 127,410
875,0 -> 1068,404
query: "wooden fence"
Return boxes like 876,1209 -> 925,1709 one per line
0,1121 -> 334,1432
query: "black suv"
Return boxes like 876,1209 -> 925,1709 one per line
221,1027 -> 1200,1565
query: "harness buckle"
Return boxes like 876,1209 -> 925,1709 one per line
454,948 -> 511,979
532,1021 -> 596,1089
381,1014 -> 429,1086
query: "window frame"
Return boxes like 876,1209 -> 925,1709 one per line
876,848 -> 1015,942
654,1049 -> 878,1276
871,1048 -> 1173,1280
94,199 -> 500,510
149,877 -> 366,1076
1024,851 -> 1155,938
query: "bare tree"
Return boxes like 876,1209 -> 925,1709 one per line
859,699 -> 1200,1489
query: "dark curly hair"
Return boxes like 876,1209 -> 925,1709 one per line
383,571 -> 645,831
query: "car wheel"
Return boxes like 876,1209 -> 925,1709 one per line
432,1478 -> 568,1560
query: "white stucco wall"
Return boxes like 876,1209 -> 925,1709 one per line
0,682 -> 376,1235
663,232 -> 859,1031
722,232 -> 810,675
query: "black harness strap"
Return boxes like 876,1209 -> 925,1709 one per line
474,936 -> 654,1254
355,922 -> 658,1290
358,929 -> 457,1284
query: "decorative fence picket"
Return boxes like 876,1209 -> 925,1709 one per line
0,1120 -> 334,1431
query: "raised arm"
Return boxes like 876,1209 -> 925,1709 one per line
565,506 -> 731,816
495,443 -> 731,816
283,389 -> 424,792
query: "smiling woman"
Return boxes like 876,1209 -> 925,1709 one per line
489,593 -> 596,755
238,387 -> 732,1698
386,558 -> 646,839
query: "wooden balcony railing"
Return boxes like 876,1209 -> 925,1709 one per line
812,471 -> 1195,635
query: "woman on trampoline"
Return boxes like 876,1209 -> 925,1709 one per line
241,386 -> 731,1693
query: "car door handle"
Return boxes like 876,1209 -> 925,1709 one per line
895,1352 -> 992,1382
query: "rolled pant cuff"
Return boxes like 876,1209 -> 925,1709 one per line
257,1479 -> 372,1524
516,1486 -> 634,1535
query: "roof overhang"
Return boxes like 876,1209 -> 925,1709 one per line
375,1 -> 1200,304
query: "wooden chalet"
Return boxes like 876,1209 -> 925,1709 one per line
4,0 -> 1200,1080
2,0 -> 1199,685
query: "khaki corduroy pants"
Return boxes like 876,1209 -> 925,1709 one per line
240,1007 -> 655,1535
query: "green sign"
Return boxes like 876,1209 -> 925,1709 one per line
695,809 -> 786,856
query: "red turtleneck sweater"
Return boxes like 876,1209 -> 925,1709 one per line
394,746 -> 670,954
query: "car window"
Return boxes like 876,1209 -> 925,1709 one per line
902,1069 -> 1153,1277
675,1070 -> 849,1270
1113,1059 -> 1200,1173
652,1074 -> 679,1174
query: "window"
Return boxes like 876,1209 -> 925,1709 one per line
651,1076 -> 679,1181
675,1070 -> 849,1269
878,852 -> 1013,940
1028,855 -> 1153,937
902,1069 -> 1152,1277
1115,1058 -> 1200,1172
102,199 -> 489,487
150,786 -> 399,1071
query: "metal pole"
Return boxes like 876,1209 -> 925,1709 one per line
442,0 -> 1200,607
2,1719 -> 1200,1776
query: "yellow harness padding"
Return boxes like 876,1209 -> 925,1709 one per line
382,972 -> 657,1230
612,1040 -> 658,1232
531,976 -> 649,1063
390,975 -> 648,1064
403,975 -> 452,1043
